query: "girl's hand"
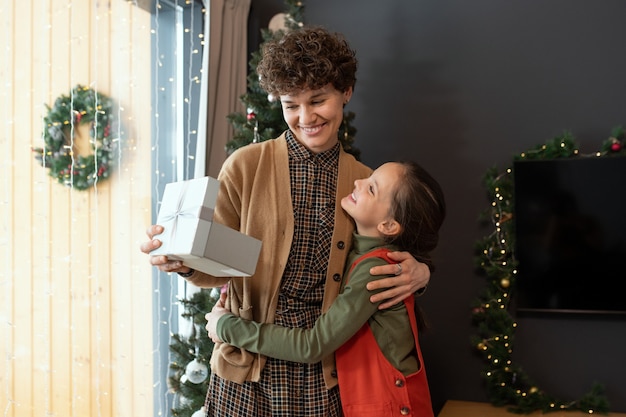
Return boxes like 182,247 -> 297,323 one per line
205,293 -> 229,343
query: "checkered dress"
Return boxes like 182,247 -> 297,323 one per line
205,131 -> 342,417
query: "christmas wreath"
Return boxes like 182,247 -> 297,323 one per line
33,85 -> 118,191
471,126 -> 624,414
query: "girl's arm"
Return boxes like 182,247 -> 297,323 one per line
207,257 -> 389,363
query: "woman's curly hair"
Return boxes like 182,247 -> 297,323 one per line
257,26 -> 358,97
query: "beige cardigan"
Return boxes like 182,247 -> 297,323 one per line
184,132 -> 372,388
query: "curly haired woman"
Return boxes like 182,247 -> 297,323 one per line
141,26 -> 431,417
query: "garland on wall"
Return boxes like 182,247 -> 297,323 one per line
33,85 -> 118,191
471,126 -> 625,414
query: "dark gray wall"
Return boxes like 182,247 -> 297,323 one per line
253,1 -> 626,414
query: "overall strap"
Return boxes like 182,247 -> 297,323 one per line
348,247 -> 393,275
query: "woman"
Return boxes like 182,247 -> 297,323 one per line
140,26 -> 431,417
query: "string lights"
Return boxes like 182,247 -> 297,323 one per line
152,1 -> 209,416
1,1 -> 12,414
471,129 -> 624,414
3,1 -> 155,416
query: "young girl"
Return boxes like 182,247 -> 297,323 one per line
206,161 -> 446,417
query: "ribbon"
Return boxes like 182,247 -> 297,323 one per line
159,180 -> 215,253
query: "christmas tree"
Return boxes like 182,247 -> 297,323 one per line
225,0 -> 360,160
168,288 -> 221,417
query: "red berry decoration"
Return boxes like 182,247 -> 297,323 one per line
246,111 -> 256,121
610,141 -> 622,152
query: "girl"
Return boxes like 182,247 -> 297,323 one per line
206,161 -> 446,417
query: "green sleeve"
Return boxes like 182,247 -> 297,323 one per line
216,257 -> 389,363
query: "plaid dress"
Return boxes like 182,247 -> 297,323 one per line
205,131 -> 342,417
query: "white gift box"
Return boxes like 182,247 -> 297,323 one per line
151,176 -> 262,277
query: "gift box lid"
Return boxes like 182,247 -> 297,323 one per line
151,176 -> 261,277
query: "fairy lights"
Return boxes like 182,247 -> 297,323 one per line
1,1 -> 12,415
471,130 -> 623,413
3,1 -> 162,416
151,1 -> 208,415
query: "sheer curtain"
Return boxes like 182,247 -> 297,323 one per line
195,0 -> 251,179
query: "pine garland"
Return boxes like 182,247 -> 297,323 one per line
471,126 -> 624,414
32,85 -> 118,190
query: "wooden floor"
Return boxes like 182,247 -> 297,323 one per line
438,400 -> 626,417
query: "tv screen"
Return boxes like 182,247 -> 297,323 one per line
513,156 -> 626,315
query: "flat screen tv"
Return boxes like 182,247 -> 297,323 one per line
513,155 -> 626,316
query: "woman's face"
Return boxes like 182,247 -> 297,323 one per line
279,84 -> 352,154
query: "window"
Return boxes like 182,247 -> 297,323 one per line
148,0 -> 205,413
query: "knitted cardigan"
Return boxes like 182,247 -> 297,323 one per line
183,132 -> 372,388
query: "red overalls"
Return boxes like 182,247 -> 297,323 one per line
335,248 -> 434,417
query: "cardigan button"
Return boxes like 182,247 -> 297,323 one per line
400,406 -> 411,415
337,241 -> 345,249
395,378 -> 404,387
333,273 -> 341,282
330,370 -> 338,378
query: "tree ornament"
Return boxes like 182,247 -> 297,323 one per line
601,127 -> 625,155
191,407 -> 206,417
500,277 -> 510,289
168,290 -> 219,416
246,111 -> 256,121
268,13 -> 287,32
32,85 -> 118,191
472,306 -> 484,314
610,141 -> 622,152
253,122 -> 261,144
184,358 -> 209,384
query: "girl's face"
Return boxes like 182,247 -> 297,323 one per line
341,162 -> 403,238
280,84 -> 352,154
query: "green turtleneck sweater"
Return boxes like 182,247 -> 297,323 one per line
217,233 -> 419,375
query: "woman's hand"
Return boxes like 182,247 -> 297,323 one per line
205,293 -> 229,343
366,251 -> 430,309
139,224 -> 192,275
